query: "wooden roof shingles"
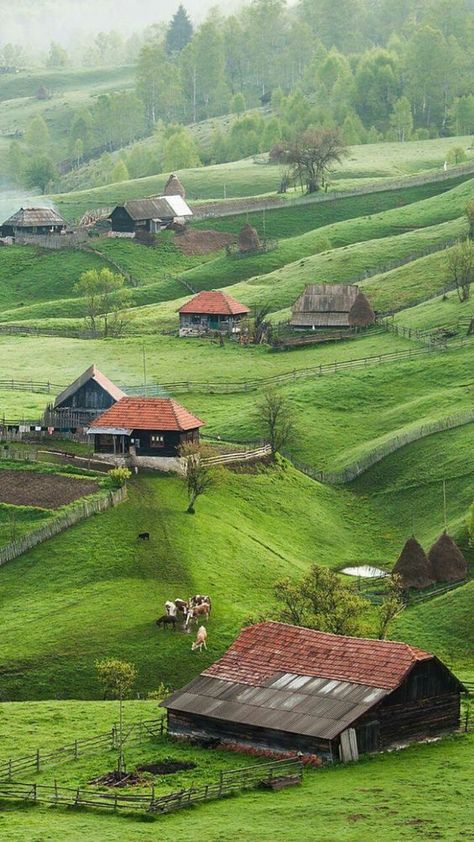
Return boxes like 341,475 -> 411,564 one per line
291,283 -> 375,328
2,207 -> 67,228
89,397 -> 204,432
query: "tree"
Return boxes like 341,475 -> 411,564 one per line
465,200 -> 474,240
447,240 -> 473,302
256,389 -> 295,454
285,128 -> 347,193
25,115 -> 50,151
162,129 -> 201,171
111,159 -> 130,183
96,659 -> 137,774
451,95 -> 474,135
231,92 -> 246,116
47,41 -> 69,67
7,140 -> 25,184
75,268 -> 131,336
273,566 -> 366,636
377,574 -> 404,639
24,156 -> 57,193
108,467 -> 132,489
390,96 -> 413,142
166,5 -> 193,55
446,146 -> 467,165
178,441 -> 221,514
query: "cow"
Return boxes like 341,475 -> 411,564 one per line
191,626 -> 207,652
156,614 -> 177,631
186,601 -> 210,628
138,532 -> 150,541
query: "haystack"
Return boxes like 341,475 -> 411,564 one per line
393,537 -> 434,589
239,224 -> 261,253
348,292 -> 376,327
164,173 -> 186,198
428,531 -> 468,582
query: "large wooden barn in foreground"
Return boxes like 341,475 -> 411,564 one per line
162,622 -> 464,761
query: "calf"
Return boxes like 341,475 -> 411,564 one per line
191,626 -> 207,652
156,614 -> 177,631
138,532 -> 150,541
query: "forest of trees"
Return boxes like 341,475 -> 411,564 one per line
5,0 -> 474,191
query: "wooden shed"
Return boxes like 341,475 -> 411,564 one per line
109,196 -> 192,235
88,396 -> 204,470
291,284 -> 375,329
53,365 -> 125,425
1,207 -> 67,238
178,290 -> 250,337
162,622 -> 464,760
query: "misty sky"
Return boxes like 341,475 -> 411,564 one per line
0,0 -> 242,49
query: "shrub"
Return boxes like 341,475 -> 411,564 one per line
108,467 -> 132,488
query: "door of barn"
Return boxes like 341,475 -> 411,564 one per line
339,728 -> 359,762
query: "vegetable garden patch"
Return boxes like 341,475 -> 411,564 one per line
0,469 -> 98,509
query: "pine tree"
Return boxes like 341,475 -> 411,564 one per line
166,5 -> 193,55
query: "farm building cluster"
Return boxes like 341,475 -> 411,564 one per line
162,621 -> 464,761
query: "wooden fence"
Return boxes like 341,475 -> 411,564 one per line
0,486 -> 127,568
286,407 -> 474,485
202,444 -> 272,465
0,717 -> 166,783
0,755 -> 302,815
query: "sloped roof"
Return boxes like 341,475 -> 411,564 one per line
179,290 -> 250,316
54,365 -> 126,409
89,397 -> 204,432
2,207 -> 67,228
292,284 -> 359,315
204,622 -> 432,691
112,195 -> 192,221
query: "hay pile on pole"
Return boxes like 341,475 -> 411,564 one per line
348,292 -> 376,327
164,173 -> 186,198
393,536 -> 434,589
238,224 -> 261,253
428,532 -> 468,582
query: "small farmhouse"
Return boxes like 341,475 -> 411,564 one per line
109,196 -> 193,235
162,622 -> 464,760
88,396 -> 204,471
1,207 -> 68,238
52,365 -> 126,426
178,290 -> 250,336
291,284 -> 375,329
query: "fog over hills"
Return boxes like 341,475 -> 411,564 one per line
0,0 -> 242,49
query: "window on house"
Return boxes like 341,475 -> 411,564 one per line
151,434 -> 165,448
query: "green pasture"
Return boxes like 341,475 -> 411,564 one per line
394,285 -> 474,332
0,502 -> 53,545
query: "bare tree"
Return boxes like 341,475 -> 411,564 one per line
285,129 -> 348,194
179,441 -> 221,514
257,389 -> 295,454
377,574 -> 405,640
465,200 -> 474,241
447,240 -> 473,302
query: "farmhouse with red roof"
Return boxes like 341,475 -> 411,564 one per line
162,622 -> 464,760
88,396 -> 204,471
178,290 -> 250,337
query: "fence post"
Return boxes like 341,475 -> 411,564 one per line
74,739 -> 78,760
36,749 -> 40,773
8,759 -> 12,782
219,770 -> 224,796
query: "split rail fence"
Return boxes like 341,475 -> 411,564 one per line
0,756 -> 303,815
0,486 -> 127,568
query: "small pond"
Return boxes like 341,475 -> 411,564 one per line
341,565 -> 389,578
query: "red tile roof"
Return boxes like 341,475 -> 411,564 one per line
204,622 -> 432,691
89,397 -> 204,432
178,290 -> 250,316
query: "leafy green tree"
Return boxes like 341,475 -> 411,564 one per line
108,467 -> 132,489
446,146 -> 467,165
447,240 -> 473,302
180,19 -> 229,122
70,110 -> 93,155
451,95 -> 474,135
231,92 -> 246,116
377,574 -> 404,639
25,115 -> 50,151
96,659 -> 137,774
262,117 -> 282,151
72,138 -> 84,167
390,96 -> 414,141
178,442 -> 222,514
24,156 -> 57,193
163,129 -> 201,171
465,200 -> 474,240
353,48 -> 400,127
47,41 -> 69,67
166,4 -> 193,55
137,39 -> 183,126
273,565 -> 366,636
285,128 -> 348,193
111,159 -> 130,183
7,140 -> 25,184
75,268 -> 131,337
405,26 -> 450,129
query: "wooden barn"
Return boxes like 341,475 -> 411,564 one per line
178,290 -> 250,337
109,196 -> 192,235
291,284 -> 375,330
87,396 -> 204,470
1,207 -> 67,238
162,622 -> 464,760
51,365 -> 125,426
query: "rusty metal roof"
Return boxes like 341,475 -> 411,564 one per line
162,672 -> 389,740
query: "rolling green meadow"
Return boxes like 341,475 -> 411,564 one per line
0,125 -> 473,841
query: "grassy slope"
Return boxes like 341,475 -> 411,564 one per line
394,285 -> 474,331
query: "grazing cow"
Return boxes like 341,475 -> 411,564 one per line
189,594 -> 212,614
174,598 -> 189,618
138,532 -> 150,541
156,614 -> 177,631
186,601 -> 210,628
191,626 -> 207,652
165,600 -> 178,617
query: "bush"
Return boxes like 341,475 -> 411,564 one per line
108,467 -> 132,488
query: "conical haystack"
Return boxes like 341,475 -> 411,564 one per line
393,536 -> 434,589
164,173 -> 186,198
348,292 -> 376,327
428,531 -> 468,582
239,224 -> 261,253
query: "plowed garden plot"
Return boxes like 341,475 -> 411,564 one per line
0,470 -> 98,509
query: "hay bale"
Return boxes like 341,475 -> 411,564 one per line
164,173 -> 186,198
428,531 -> 468,582
348,292 -> 376,327
239,224 -> 261,253
393,536 -> 434,589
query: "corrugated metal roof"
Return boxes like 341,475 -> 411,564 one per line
162,673 -> 389,740
113,195 -> 192,222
